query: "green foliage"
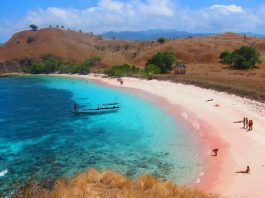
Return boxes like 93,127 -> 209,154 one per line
146,52 -> 175,73
157,37 -> 166,44
220,46 -> 262,69
144,64 -> 161,75
94,45 -> 105,51
40,55 -> 63,73
30,63 -> 45,74
83,56 -> 101,67
105,64 -> 140,76
29,24 -> 38,31
219,50 -> 232,64
71,56 -> 101,74
25,55 -> 101,74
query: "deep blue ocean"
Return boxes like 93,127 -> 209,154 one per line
0,76 -> 202,196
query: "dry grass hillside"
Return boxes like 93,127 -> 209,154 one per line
12,169 -> 219,198
1,29 -> 265,101
0,28 -> 146,66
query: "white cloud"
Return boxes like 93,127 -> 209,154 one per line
1,0 -> 265,42
210,4 -> 243,13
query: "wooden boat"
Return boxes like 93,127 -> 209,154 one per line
70,103 -> 120,115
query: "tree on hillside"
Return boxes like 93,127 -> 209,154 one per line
232,46 -> 262,69
157,37 -> 166,44
146,52 -> 175,73
144,64 -> 161,75
29,24 -> 38,31
220,46 -> 262,69
219,50 -> 232,64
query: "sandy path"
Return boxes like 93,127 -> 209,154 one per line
52,74 -> 265,198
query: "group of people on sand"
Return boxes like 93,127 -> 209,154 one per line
243,117 -> 253,131
211,148 -> 250,174
210,115 -> 254,175
117,77 -> 123,85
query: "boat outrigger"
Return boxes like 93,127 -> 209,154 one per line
70,103 -> 120,115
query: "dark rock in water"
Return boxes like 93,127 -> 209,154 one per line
126,169 -> 137,177
40,179 -> 56,190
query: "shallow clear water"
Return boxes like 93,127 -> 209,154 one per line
0,76 -> 202,195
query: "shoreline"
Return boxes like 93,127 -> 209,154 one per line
50,73 -> 265,198
4,73 -> 265,197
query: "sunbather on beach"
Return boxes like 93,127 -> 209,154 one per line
236,166 -> 250,174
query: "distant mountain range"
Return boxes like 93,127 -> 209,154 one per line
102,29 -> 264,41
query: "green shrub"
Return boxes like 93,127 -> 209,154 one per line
144,64 -> 161,75
219,50 -> 232,64
157,37 -> 166,44
30,63 -> 45,74
25,55 -> 101,74
146,52 -> 175,73
220,46 -> 262,69
29,24 -> 38,31
105,64 -> 140,76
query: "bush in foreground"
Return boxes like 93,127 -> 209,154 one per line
13,169 -> 219,198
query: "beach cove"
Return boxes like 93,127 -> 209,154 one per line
0,75 -> 205,196
52,73 -> 265,198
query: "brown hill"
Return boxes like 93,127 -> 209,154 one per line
1,29 -> 265,68
1,29 -> 265,101
0,28 -> 144,66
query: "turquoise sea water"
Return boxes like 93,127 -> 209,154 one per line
0,76 -> 202,196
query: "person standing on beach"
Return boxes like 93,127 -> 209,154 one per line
245,118 -> 249,128
249,120 -> 253,131
243,117 -> 246,128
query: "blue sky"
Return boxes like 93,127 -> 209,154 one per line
1,0 -> 265,42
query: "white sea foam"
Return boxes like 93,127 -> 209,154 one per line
192,120 -> 200,130
181,112 -> 189,120
195,172 -> 205,184
0,169 -> 8,177
199,172 -> 205,177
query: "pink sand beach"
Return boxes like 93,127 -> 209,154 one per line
52,73 -> 265,198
